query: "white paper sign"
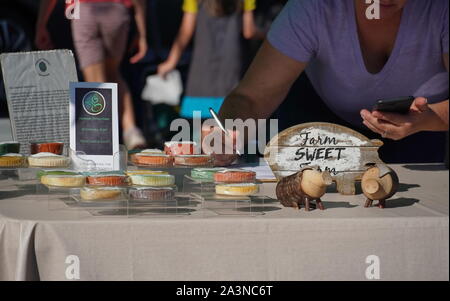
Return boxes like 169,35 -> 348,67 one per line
0,50 -> 78,154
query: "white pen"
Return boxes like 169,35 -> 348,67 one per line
209,108 -> 241,156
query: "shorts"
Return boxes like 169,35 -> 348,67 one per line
71,2 -> 130,69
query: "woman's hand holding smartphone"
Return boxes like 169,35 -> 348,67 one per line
361,97 -> 434,140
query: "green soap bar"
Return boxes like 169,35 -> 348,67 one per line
37,170 -> 79,179
191,168 -> 225,181
0,142 -> 20,155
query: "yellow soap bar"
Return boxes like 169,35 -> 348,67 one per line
215,183 -> 259,196
41,175 -> 86,187
125,170 -> 168,176
0,154 -> 25,168
80,187 -> 123,201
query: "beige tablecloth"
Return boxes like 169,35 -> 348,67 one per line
0,164 -> 448,281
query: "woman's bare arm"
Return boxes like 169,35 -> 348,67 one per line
35,0 -> 57,49
362,53 -> 449,140
412,54 -> 449,132
430,54 -> 450,130
130,0 -> 148,63
131,0 -> 147,39
219,40 -> 307,121
157,12 -> 197,77
242,10 -> 265,40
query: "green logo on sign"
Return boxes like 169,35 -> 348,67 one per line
39,62 -> 47,72
82,91 -> 106,116
35,58 -> 50,76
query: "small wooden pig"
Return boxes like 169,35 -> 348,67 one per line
362,164 -> 399,209
276,167 -> 333,211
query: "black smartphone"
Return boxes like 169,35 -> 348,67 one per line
373,96 -> 415,114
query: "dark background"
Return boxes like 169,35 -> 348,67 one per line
0,0 -> 284,139
0,0 -> 447,164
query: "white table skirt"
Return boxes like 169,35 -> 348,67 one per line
0,164 -> 448,281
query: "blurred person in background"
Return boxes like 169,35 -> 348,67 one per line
35,0 -> 148,150
157,0 -> 262,119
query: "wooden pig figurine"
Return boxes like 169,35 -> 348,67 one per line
362,164 -> 399,209
276,167 -> 333,211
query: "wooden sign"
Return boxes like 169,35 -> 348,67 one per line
264,122 -> 384,195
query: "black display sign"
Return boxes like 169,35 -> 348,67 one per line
75,88 -> 113,156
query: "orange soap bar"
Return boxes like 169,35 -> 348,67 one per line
86,175 -> 129,186
131,154 -> 174,166
30,142 -> 64,155
214,170 -> 256,183
174,155 -> 211,166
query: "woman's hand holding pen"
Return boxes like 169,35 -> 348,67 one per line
201,125 -> 240,167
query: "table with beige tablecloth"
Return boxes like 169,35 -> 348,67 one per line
0,164 -> 448,281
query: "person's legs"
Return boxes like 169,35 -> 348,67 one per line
105,57 -> 146,149
81,63 -> 107,83
104,58 -> 136,130
72,3 -> 146,149
98,3 -> 146,149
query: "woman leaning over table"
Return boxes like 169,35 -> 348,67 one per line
208,0 -> 449,166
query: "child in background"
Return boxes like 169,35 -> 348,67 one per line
36,0 -> 148,150
157,0 -> 260,119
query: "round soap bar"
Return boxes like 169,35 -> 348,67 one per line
129,174 -> 175,187
0,141 -> 20,155
215,183 -> 259,196
28,153 -> 70,167
0,154 -> 25,168
164,141 -> 196,156
214,170 -> 256,183
174,155 -> 211,166
129,187 -> 175,201
191,168 -> 225,181
30,142 -> 64,155
37,170 -> 79,179
131,154 -> 173,166
80,187 -> 123,201
126,170 -> 168,176
41,175 -> 86,187
140,149 -> 164,154
86,174 -> 129,186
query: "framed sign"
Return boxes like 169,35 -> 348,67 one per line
264,122 -> 384,195
70,82 -> 119,170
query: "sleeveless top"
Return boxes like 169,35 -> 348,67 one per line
185,2 -> 244,97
